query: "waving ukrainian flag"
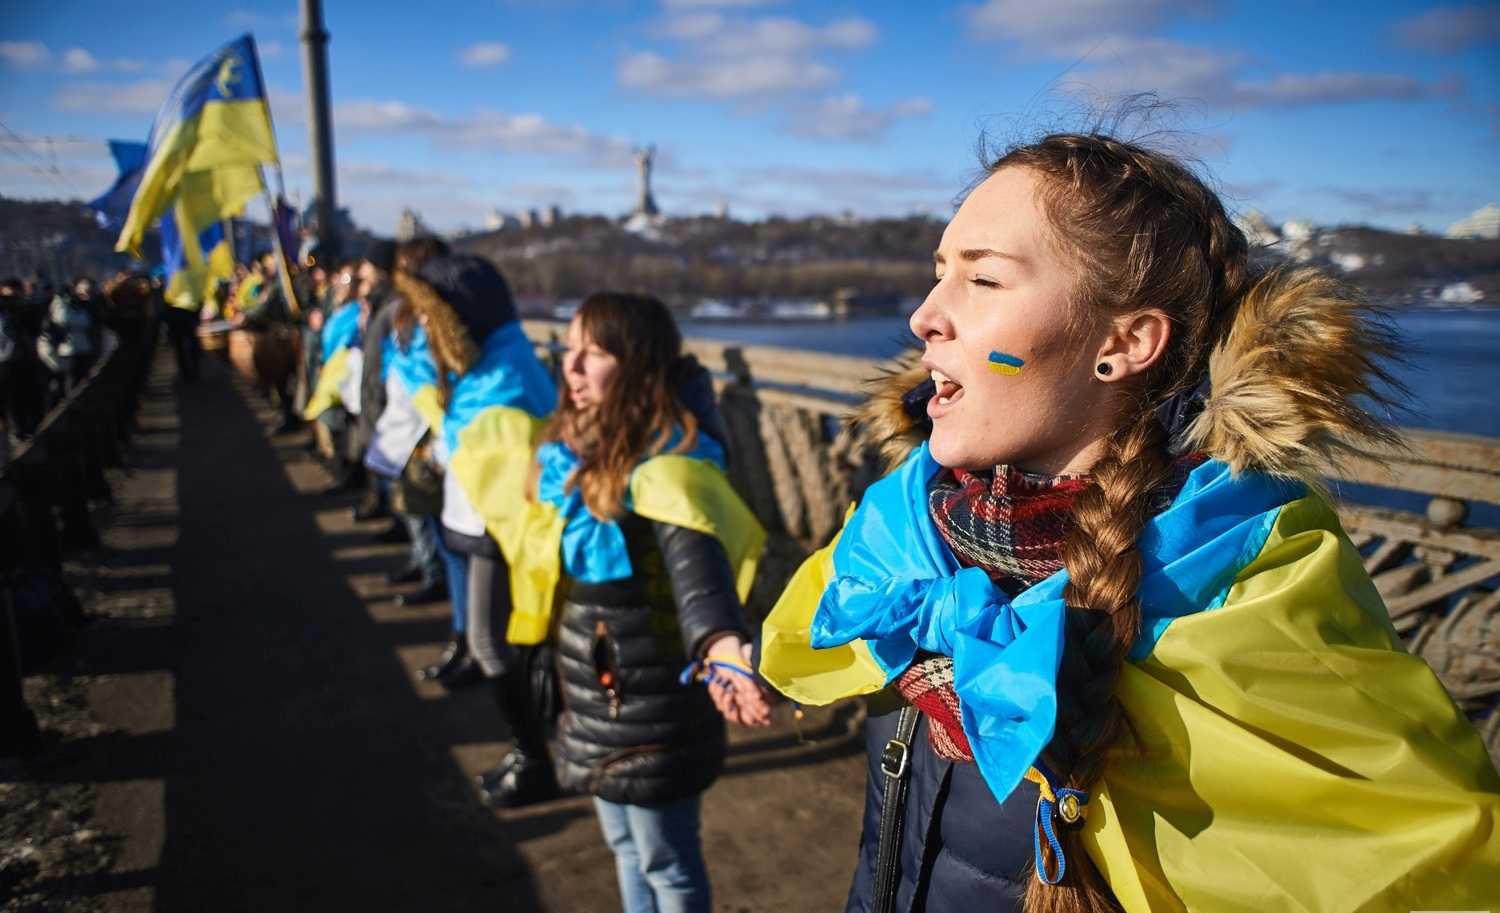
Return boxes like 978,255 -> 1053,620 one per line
115,34 -> 277,258
761,444 -> 1500,910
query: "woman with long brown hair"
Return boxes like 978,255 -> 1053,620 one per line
497,292 -> 766,913
756,132 -> 1499,912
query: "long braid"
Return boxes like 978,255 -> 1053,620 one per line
985,131 -> 1253,913
1025,410 -> 1172,913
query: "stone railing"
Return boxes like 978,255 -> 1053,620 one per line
522,321 -> 1500,759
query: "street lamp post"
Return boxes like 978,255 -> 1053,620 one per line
299,0 -> 338,257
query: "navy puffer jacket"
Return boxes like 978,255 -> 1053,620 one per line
844,698 -> 1038,913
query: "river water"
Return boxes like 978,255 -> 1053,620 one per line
678,307 -> 1500,439
675,306 -> 1500,523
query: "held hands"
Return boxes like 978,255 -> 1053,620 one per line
703,635 -> 773,729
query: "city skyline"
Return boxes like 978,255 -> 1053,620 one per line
1,0 -> 1497,235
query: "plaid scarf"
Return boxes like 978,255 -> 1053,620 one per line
895,465 -> 1089,761
896,455 -> 1206,762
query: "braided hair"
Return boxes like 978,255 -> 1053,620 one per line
988,134 -> 1253,913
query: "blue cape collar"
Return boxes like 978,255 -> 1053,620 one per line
537,428 -> 725,583
810,443 -> 1299,804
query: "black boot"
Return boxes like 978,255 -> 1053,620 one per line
438,656 -> 486,690
419,634 -> 467,681
478,667 -> 558,808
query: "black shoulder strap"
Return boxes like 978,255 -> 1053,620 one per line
872,703 -> 920,913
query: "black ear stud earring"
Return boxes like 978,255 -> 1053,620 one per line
1096,362 -> 1113,377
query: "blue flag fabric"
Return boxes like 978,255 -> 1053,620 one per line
809,444 -> 1297,805
88,141 -> 147,230
535,429 -> 727,583
115,33 -> 277,257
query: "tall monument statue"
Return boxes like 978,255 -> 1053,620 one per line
633,145 -> 659,217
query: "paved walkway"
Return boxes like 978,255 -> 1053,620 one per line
52,347 -> 867,913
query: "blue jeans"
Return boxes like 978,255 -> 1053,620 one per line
399,511 -> 442,588
593,796 -> 710,913
431,517 -> 467,633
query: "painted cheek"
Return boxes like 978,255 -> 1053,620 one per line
986,350 -> 1025,376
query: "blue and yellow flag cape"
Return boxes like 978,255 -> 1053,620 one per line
115,34 -> 277,259
302,302 -> 362,421
761,443 -> 1500,911
364,326 -> 437,479
411,322 -> 556,585
491,429 -> 765,647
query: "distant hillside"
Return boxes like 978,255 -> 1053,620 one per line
453,214 -> 943,306
0,196 -> 144,281
5,194 -> 1497,308
1285,226 -> 1500,301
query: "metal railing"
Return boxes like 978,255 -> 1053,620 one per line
1,319 -> 157,755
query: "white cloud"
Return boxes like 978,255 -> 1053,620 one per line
1393,4 -> 1500,53
332,98 -> 639,167
620,12 -> 876,100
1058,35 -> 1461,110
336,100 -> 445,130
0,41 -> 51,69
620,50 -> 836,98
52,80 -> 173,115
447,111 -> 637,165
784,94 -> 931,142
967,0 -> 1214,47
967,3 -> 1465,111
741,164 -> 952,194
684,163 -> 956,217
62,48 -> 100,74
1318,185 -> 1464,216
1229,72 -> 1461,108
459,42 -> 513,68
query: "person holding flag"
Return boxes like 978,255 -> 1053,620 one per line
109,33 -> 297,395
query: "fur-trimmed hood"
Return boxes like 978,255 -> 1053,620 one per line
393,253 -> 518,378
855,267 -> 1402,486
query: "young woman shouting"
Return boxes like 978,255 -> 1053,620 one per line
759,133 -> 1499,913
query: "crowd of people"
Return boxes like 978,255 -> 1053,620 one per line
0,270 -> 160,460
195,129 -> 1500,912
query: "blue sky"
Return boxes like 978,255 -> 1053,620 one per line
2,0 -> 1497,234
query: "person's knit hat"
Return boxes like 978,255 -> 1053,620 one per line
393,252 -> 517,375
363,239 -> 396,273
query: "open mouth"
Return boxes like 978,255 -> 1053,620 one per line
931,369 -> 964,406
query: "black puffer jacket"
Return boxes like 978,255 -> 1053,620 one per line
554,512 -> 748,806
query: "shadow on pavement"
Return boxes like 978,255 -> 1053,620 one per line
150,364 -> 546,913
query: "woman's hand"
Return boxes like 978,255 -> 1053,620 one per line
704,635 -> 773,728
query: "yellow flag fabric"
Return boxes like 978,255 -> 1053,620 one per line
302,347 -> 351,422
494,452 -> 766,646
116,35 -> 278,257
164,198 -> 237,312
761,485 -> 1499,908
410,385 -> 446,437
1084,494 -> 1500,912
759,505 -> 889,702
448,405 -> 549,557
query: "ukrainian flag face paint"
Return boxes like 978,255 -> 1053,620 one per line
987,351 -> 1025,376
